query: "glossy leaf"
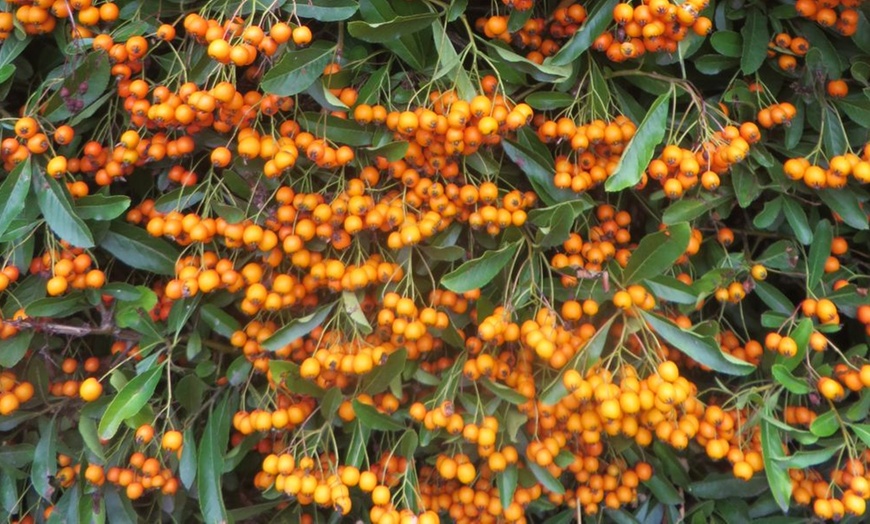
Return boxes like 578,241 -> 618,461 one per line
198,394 -> 230,523
760,416 -> 792,512
261,41 -> 336,96
98,366 -> 162,439
441,240 -> 520,293
548,0 -> 618,66
33,172 -> 94,248
605,93 -> 670,191
101,222 -> 179,276
740,9 -> 769,74
0,158 -> 32,239
294,0 -> 359,21
261,302 -> 336,351
348,13 -> 438,43
640,312 -> 756,375
621,222 -> 691,284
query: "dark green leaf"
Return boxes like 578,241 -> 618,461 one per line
526,460 -> 565,494
817,190 -> 869,230
806,219 -> 832,290
98,366 -> 162,439
101,222 -> 179,276
153,185 -> 205,213
297,112 -> 374,146
782,198 -> 812,245
361,349 -> 407,395
741,9 -> 769,74
498,465 -> 518,509
775,447 -> 839,469
688,474 -> 770,499
200,303 -> 241,339
771,364 -> 810,394
760,416 -> 792,512
640,311 -> 756,375
198,394 -> 230,523
644,276 -> 697,305
621,222 -> 691,283
74,194 -> 130,221
481,379 -> 528,405
352,399 -> 404,431
348,13 -> 438,43
0,331 -> 33,368
605,93 -> 670,191
503,135 -> 575,206
294,0 -> 359,21
32,419 -> 56,500
710,31 -> 743,57
33,172 -> 94,248
0,158 -> 32,239
261,302 -> 336,351
441,240 -> 520,293
548,0 -> 618,66
261,41 -> 336,96
663,194 -> 732,224
754,281 -> 795,315
25,293 -> 89,318
809,410 -> 839,437
524,92 -> 574,110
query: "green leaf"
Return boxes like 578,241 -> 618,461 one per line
524,92 -> 575,110
294,0 -> 359,21
853,424 -> 870,447
741,9 -> 769,74
352,399 -> 404,431
179,427 -> 197,489
822,107 -> 847,159
710,31 -> 743,58
809,410 -> 839,437
754,281 -> 795,315
342,291 -> 373,335
694,55 -> 740,75
297,112 -> 374,146
643,474 -> 682,505
0,158 -> 32,239
33,172 -> 94,248
262,302 -> 337,351
775,447 -> 840,469
198,394 -> 230,524
640,311 -> 756,375
25,293 -> 89,318
200,303 -> 241,339
348,13 -> 438,43
153,184 -> 206,213
643,276 -> 697,305
0,331 -> 33,368
621,222 -> 691,284
526,460 -> 565,494
782,198 -> 812,245
74,194 -> 131,221
688,474 -> 770,499
771,364 -> 810,394
502,135 -> 575,206
732,163 -> 762,208
528,198 -> 594,247
481,379 -> 527,405
261,41 -> 336,96
754,197 -> 782,229
662,194 -> 731,224
498,465 -> 519,509
776,318 -> 813,372
441,240 -> 520,293
486,42 -> 572,83
98,366 -> 162,440
360,349 -> 407,395
101,222 -> 179,276
605,93 -> 670,192
817,190 -> 869,230
548,0 -> 618,66
806,219 -> 832,291
760,416 -> 792,512
44,53 -> 110,123
32,419 -> 56,500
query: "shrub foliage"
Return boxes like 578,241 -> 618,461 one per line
1,0 -> 870,522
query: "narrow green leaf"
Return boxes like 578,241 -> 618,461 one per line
297,112 -> 374,146
754,281 -> 795,315
817,190 -> 869,230
261,41 -> 336,96
527,461 -> 565,494
342,291 -> 373,335
853,424 -> 870,447
539,316 -> 616,405
503,135 -> 575,206
361,349 -> 407,395
101,222 -> 179,276
741,9 -> 769,74
33,172 -> 94,247
348,13 -> 438,43
640,311 -> 756,375
294,0 -> 359,21
782,198 -> 812,245
0,158 -> 32,239
771,364 -> 810,394
806,219 -> 832,290
441,241 -> 520,293
31,419 -> 57,500
200,303 -> 241,339
74,194 -> 131,221
261,302 -> 336,351
98,366 -> 162,439
481,379 -> 527,405
198,394 -> 230,523
548,0 -> 618,66
760,416 -> 792,512
352,399 -> 404,431
0,331 -> 33,368
605,93 -> 670,191
498,465 -> 518,509
621,222 -> 691,284
662,194 -> 731,224
775,447 -> 840,469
